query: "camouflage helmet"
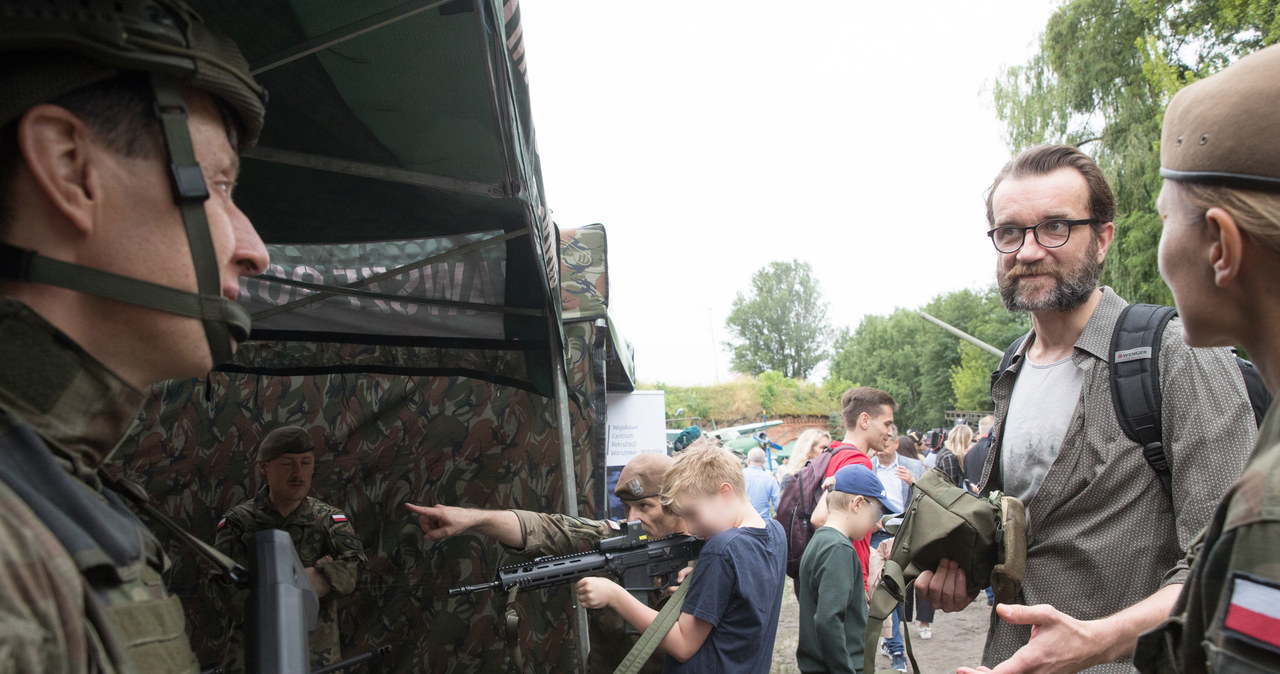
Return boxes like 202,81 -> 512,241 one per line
0,0 -> 266,147
0,0 -> 266,366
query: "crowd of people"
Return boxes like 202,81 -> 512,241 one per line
414,43 -> 1280,674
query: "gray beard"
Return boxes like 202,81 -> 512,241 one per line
998,240 -> 1102,313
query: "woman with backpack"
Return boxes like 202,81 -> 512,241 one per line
779,428 -> 830,491
934,425 -> 973,490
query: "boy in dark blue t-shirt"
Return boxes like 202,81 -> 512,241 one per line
575,442 -> 787,673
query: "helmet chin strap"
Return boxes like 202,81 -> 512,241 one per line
0,74 -> 251,367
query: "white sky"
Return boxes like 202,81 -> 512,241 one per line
519,1 -> 1060,386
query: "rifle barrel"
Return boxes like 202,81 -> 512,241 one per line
448,580 -> 502,597
309,645 -> 392,674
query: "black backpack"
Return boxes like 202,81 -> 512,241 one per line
992,303 -> 1271,496
774,445 -> 855,579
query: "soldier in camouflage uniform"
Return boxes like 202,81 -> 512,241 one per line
408,452 -> 685,674
0,2 -> 269,671
1132,43 -> 1280,673
214,426 -> 367,672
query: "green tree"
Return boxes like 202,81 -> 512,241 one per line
992,0 -> 1278,305
829,287 -> 1029,430
724,260 -> 831,379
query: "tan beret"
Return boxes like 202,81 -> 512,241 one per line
257,426 -> 315,463
614,453 -> 674,501
1161,43 -> 1280,192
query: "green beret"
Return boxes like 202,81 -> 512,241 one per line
1161,44 -> 1280,192
257,426 -> 315,463
672,426 -> 701,452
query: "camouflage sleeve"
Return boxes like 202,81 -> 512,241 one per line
316,512 -> 366,596
503,510 -> 619,558
0,487 -> 82,673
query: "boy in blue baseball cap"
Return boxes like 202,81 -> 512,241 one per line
796,465 -> 898,673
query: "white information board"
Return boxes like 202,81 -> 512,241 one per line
604,391 -> 667,519
605,391 -> 667,465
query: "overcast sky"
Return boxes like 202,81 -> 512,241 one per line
518,1 -> 1060,386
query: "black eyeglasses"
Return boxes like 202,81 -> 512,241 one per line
987,218 -> 1100,254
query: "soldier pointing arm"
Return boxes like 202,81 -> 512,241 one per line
407,452 -> 685,674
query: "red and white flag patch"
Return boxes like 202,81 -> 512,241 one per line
1224,575 -> 1280,650
216,517 -> 227,531
332,513 -> 348,523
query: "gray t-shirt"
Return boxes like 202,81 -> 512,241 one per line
1001,355 -> 1085,502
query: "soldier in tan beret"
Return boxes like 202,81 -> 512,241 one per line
1133,42 -> 1280,673
407,451 -> 687,674
215,426 -> 367,673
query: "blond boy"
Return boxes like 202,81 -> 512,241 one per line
575,441 -> 787,672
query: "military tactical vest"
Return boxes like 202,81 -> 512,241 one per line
0,414 -> 197,672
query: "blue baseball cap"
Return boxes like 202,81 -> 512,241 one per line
832,465 -> 898,514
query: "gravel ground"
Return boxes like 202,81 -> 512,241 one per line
771,578 -> 991,673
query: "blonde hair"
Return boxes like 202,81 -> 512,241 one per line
660,441 -> 746,516
1178,182 -> 1280,255
827,489 -> 857,512
946,425 -> 974,465
784,429 -> 831,475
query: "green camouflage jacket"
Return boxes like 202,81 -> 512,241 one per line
214,488 -> 366,672
505,510 -> 669,674
0,300 -> 198,673
1135,404 -> 1280,673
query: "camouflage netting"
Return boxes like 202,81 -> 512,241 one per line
105,224 -> 637,672
96,3 -> 645,669
560,225 -> 635,519
111,357 -> 580,672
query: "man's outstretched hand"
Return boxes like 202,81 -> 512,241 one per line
954,603 -> 1105,674
916,558 -> 976,612
405,503 -> 476,540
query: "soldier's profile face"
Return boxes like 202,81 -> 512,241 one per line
261,451 -> 315,503
624,496 -> 683,537
82,89 -> 269,380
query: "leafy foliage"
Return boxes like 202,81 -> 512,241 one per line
648,374 -> 840,428
829,287 -> 1030,430
723,260 -> 832,379
991,0 -> 1278,306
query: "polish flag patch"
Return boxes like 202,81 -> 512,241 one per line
332,513 -> 348,523
216,517 -> 227,531
1223,575 -> 1280,651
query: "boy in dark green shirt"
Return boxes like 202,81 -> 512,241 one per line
797,465 -> 898,674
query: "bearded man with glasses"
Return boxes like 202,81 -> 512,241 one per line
915,144 -> 1256,673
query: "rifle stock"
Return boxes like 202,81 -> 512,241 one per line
249,529 -> 320,674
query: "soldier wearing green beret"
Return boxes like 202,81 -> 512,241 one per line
214,426 -> 367,673
407,452 -> 687,674
1133,42 -> 1280,673
0,2 -> 270,670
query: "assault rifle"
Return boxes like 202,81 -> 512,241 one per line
449,521 -> 702,615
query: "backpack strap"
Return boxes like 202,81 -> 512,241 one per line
862,563 -> 921,674
612,563 -> 695,674
1109,304 -> 1178,497
1234,352 -> 1273,426
991,333 -> 1028,389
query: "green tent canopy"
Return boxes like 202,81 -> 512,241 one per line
109,2 -> 603,671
